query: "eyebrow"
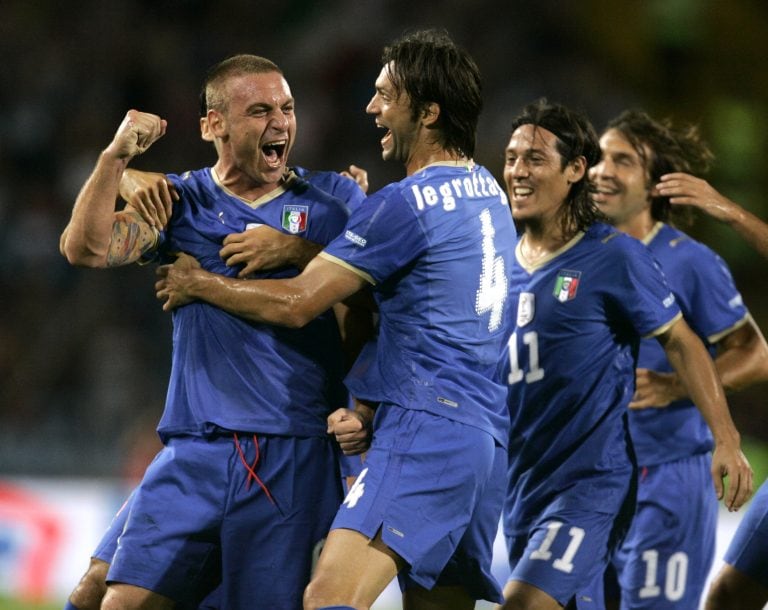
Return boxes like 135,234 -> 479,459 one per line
609,150 -> 637,163
506,145 -> 548,156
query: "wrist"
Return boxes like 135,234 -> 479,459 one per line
353,400 -> 377,427
100,147 -> 132,167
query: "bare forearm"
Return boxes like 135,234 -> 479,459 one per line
721,205 -> 768,260
666,337 -> 740,446
180,269 -> 319,327
61,151 -> 127,266
713,319 -> 768,392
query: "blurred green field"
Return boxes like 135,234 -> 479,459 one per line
0,597 -> 61,610
743,434 -> 768,485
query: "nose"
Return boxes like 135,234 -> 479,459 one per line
510,157 -> 528,178
591,157 -> 612,179
269,109 -> 290,131
365,94 -> 378,115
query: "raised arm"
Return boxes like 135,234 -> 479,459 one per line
656,318 -> 753,511
658,172 -> 768,260
60,110 -> 166,268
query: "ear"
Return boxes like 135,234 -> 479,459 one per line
200,117 -> 214,142
421,102 -> 441,128
207,109 -> 226,138
566,156 -> 587,183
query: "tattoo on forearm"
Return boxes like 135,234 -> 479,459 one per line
107,212 -> 157,266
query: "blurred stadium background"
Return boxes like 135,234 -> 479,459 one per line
1,0 -> 767,608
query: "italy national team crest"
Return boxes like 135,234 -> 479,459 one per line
282,204 -> 308,234
553,269 -> 581,302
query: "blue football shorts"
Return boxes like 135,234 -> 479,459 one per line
330,403 -> 505,604
724,477 -> 768,588
107,433 -> 343,610
505,471 -> 634,609
93,489 -> 133,563
609,453 -> 717,609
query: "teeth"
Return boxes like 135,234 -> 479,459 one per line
514,187 -> 533,196
592,182 -> 617,195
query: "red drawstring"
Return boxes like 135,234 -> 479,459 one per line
233,433 -> 276,505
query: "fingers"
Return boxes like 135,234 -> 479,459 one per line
724,462 -> 753,512
714,452 -> 754,512
109,110 -> 167,159
237,261 -> 258,278
222,232 -> 245,247
123,173 -> 179,228
713,472 -> 725,505
340,164 -> 369,194
327,408 -> 352,432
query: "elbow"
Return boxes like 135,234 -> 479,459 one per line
60,239 -> 108,268
279,306 -> 315,329
274,293 -> 318,329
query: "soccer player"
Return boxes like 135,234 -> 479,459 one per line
60,54 -> 369,610
657,176 -> 768,610
155,29 -> 517,610
496,100 -> 752,610
591,110 -> 768,610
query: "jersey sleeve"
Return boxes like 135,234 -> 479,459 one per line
608,236 -> 681,338
328,173 -> 367,212
321,185 -> 429,285
678,243 -> 749,343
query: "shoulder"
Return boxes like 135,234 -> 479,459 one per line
585,222 -> 644,255
167,167 -> 212,193
652,224 -> 727,267
577,224 -> 663,281
290,167 -> 365,210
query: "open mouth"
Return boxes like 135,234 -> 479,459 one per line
376,122 -> 392,148
262,140 -> 287,168
512,186 -> 534,199
590,180 -> 619,197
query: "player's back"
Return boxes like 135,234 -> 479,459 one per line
324,162 -> 516,445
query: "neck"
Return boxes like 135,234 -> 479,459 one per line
212,161 -> 284,201
405,140 -> 467,176
615,213 -> 655,241
521,215 -> 575,265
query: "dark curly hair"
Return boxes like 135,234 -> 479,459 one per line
605,110 -> 714,223
511,99 -> 604,236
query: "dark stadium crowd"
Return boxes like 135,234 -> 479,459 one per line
1,0 -> 767,479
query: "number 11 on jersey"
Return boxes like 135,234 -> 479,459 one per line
507,330 -> 545,385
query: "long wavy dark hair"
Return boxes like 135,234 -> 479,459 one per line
606,110 -> 714,223
382,29 -> 482,159
511,99 -> 604,236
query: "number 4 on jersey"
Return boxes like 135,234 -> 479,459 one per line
475,208 -> 508,332
343,467 -> 368,508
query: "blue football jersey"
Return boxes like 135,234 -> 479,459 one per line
322,162 -> 516,446
501,223 -> 681,536
630,222 -> 749,466
147,167 -> 365,440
